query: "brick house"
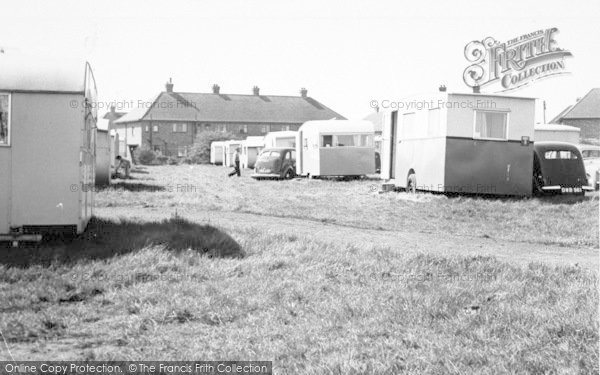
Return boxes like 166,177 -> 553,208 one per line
551,88 -> 600,144
112,80 -> 345,158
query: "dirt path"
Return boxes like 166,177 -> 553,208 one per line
96,207 -> 599,271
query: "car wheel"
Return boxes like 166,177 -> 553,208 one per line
283,168 -> 295,180
407,173 -> 417,194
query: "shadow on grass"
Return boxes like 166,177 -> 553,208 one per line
105,182 -> 165,192
441,191 -> 594,205
0,217 -> 243,267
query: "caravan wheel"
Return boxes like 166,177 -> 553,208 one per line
407,173 -> 417,194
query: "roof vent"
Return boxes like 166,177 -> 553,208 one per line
212,84 -> 220,94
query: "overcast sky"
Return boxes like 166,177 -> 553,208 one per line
2,0 -> 599,127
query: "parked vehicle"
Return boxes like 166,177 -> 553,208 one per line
0,58 -> 97,244
210,141 -> 225,165
532,142 -> 592,195
241,136 -> 265,169
296,120 -> 375,178
534,123 -> 580,144
263,131 -> 297,148
252,148 -> 296,180
577,144 -> 600,190
381,92 -> 536,196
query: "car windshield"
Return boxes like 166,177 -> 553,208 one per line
258,151 -> 280,160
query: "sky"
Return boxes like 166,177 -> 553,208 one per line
1,0 -> 599,128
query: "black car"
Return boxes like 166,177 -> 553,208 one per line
532,142 -> 592,195
252,148 -> 296,180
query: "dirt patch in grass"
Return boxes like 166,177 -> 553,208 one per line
0,217 -> 243,267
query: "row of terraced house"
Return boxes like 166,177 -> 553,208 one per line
105,79 -> 345,161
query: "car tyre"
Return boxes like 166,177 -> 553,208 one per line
283,168 -> 295,180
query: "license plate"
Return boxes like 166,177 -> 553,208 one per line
561,187 -> 581,193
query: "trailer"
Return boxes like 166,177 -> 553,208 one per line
0,58 -> 97,244
297,120 -> 375,177
95,129 -> 111,186
263,131 -> 297,148
210,141 -> 225,165
241,136 -> 265,169
224,140 -> 243,167
534,123 -> 580,144
381,92 -> 536,196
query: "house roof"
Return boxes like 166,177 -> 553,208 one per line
363,111 -> 384,132
551,88 -> 600,122
115,91 -> 346,124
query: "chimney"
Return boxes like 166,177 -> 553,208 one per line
253,86 -> 260,96
439,85 -> 447,92
212,84 -> 220,94
300,87 -> 308,98
165,78 -> 174,93
472,85 -> 480,94
110,105 -> 116,113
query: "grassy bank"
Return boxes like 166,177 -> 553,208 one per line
1,226 -> 597,373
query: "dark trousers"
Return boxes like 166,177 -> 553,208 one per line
228,161 -> 240,177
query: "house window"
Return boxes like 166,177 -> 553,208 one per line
177,146 -> 186,157
131,127 -> 134,136
240,125 -> 248,134
474,111 -> 508,140
173,123 -> 187,133
0,94 -> 10,146
204,123 -> 211,130
321,135 -> 333,147
145,125 -> 149,132
153,124 -> 158,132
261,125 -> 268,133
283,125 -> 290,131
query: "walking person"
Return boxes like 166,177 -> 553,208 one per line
228,148 -> 241,177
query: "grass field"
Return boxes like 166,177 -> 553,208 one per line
0,165 -> 598,374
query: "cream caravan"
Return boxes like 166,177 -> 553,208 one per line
263,131 -> 297,148
381,92 -> 536,196
223,140 -> 243,167
0,57 -> 97,244
210,141 -> 225,165
297,120 -> 375,177
241,136 -> 265,169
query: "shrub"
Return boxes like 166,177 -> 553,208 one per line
156,155 -> 169,165
167,157 -> 179,165
138,149 -> 157,165
191,131 -> 236,164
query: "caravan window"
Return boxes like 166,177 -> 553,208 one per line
322,135 -> 333,147
335,135 -> 355,147
356,134 -> 373,147
474,111 -> 508,140
0,94 -> 9,146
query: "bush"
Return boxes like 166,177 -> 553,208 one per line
167,157 -> 179,165
191,131 -> 236,164
138,149 -> 157,165
156,155 -> 169,165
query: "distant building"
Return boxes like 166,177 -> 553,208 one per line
112,80 -> 345,158
551,88 -> 600,144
